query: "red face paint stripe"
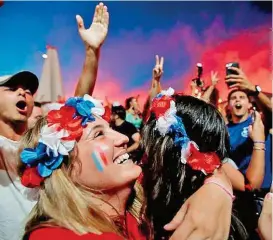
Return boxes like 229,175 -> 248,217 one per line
98,146 -> 108,165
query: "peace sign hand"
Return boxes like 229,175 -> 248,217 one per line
153,55 -> 164,81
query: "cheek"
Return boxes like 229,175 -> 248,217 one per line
91,148 -> 109,172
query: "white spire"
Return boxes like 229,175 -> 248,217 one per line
35,46 -> 65,103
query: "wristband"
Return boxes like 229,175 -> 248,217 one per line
253,141 -> 265,144
204,179 -> 235,201
253,147 -> 266,151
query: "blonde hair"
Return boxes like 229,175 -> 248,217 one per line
18,117 -> 147,238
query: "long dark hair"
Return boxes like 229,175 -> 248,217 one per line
141,95 -> 247,239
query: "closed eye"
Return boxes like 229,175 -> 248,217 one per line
94,130 -> 104,138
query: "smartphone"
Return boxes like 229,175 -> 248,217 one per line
226,62 -> 240,87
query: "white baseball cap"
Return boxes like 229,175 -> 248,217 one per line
0,71 -> 39,94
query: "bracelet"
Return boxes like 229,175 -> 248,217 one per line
204,179 -> 235,201
253,141 -> 265,144
253,147 -> 266,151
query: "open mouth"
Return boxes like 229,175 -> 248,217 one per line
16,100 -> 27,112
235,103 -> 242,110
113,153 -> 131,165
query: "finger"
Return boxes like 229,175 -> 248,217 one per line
160,57 -> 164,69
102,6 -> 109,28
93,4 -> 100,23
98,2 -> 104,22
76,15 -> 85,30
164,201 -> 189,230
169,216 -> 195,240
228,83 -> 241,89
254,111 -> 262,122
261,193 -> 273,215
155,55 -> 159,66
248,125 -> 253,135
226,83 -> 242,90
225,75 -> 242,80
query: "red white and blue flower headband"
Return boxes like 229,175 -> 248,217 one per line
20,94 -> 105,188
151,88 -> 221,175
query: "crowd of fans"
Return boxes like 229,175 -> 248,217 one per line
0,2 -> 272,240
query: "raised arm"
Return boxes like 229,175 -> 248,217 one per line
74,3 -> 109,96
142,55 -> 164,122
245,111 -> 265,189
202,71 -> 219,103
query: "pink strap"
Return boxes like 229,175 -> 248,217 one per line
204,179 -> 235,201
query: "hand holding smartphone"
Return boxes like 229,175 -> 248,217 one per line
226,62 -> 240,87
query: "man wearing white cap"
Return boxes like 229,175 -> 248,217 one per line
0,2 -> 109,239
0,71 -> 39,240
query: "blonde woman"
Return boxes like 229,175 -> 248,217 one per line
18,95 -> 145,239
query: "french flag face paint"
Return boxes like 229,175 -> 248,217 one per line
91,146 -> 108,172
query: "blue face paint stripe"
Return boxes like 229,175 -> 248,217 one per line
92,152 -> 104,172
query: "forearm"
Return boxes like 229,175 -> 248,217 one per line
246,149 -> 265,189
142,80 -> 161,122
255,92 -> 272,113
222,163 -> 245,191
149,79 -> 161,102
191,85 -> 198,97
74,47 -> 100,97
142,97 -> 151,123
127,142 -> 140,153
201,85 -> 215,103
206,167 -> 232,192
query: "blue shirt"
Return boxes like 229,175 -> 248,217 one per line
227,116 -> 272,188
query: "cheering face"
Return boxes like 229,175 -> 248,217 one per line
0,84 -> 34,123
72,116 -> 142,191
228,91 -> 251,119
130,98 -> 140,111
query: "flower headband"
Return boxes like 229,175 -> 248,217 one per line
150,88 -> 221,175
20,94 -> 105,188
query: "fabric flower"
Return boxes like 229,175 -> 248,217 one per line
186,142 -> 221,174
152,96 -> 172,119
47,106 -> 83,141
160,87 -> 175,97
65,97 -> 95,126
39,125 -> 75,157
155,100 -> 177,135
83,94 -> 105,116
21,167 -> 44,188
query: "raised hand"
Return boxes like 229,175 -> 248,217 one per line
211,71 -> 219,86
225,67 -> 256,93
76,2 -> 109,51
153,55 -> 164,81
248,111 -> 265,142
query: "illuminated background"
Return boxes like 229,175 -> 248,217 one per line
0,1 -> 271,105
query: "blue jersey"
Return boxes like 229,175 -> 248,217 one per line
227,116 -> 272,188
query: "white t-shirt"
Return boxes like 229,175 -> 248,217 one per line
0,136 -> 37,240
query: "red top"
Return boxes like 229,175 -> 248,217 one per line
28,213 -> 146,240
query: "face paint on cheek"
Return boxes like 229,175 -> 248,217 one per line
91,146 -> 108,172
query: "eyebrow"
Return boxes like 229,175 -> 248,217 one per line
85,124 -> 105,139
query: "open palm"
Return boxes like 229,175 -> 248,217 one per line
76,2 -> 109,50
